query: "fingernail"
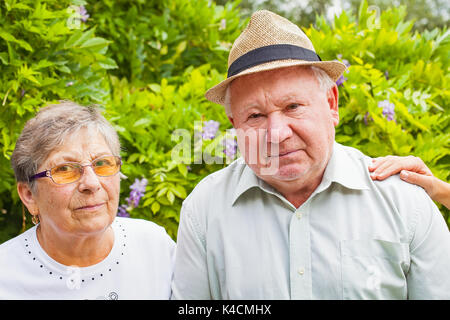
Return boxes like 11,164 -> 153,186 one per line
400,170 -> 408,179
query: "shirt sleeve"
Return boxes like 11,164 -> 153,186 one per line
171,199 -> 211,300
406,191 -> 450,299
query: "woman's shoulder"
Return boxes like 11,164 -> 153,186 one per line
0,226 -> 35,256
113,217 -> 175,247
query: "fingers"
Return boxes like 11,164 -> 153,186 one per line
400,171 -> 450,209
400,170 -> 435,197
369,155 -> 432,181
369,156 -> 403,180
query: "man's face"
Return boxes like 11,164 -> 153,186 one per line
229,66 -> 339,189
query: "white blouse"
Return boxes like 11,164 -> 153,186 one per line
0,217 -> 176,300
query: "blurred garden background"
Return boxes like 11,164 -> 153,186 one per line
0,0 -> 448,243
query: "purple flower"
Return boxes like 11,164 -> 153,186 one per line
384,70 -> 389,80
219,19 -> 227,31
126,178 -> 148,208
363,112 -> 373,125
342,59 -> 351,68
335,56 -> 350,87
78,5 -> 89,22
336,75 -> 347,87
378,100 -> 395,121
202,120 -> 220,140
117,204 -> 130,218
223,138 -> 238,158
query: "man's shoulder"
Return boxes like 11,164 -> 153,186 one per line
336,143 -> 433,209
336,143 -> 370,164
372,170 -> 434,210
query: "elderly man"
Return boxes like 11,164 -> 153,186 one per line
171,10 -> 450,299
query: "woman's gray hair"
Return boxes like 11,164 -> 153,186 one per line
224,65 -> 336,117
11,101 -> 121,190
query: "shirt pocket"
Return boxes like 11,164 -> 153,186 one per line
340,239 -> 410,300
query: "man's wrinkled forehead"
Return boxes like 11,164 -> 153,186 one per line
229,66 -> 318,106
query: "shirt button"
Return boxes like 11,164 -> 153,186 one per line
296,211 -> 303,219
298,268 -> 305,275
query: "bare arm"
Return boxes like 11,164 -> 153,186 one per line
369,155 -> 450,210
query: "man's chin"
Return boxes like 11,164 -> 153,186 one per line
253,163 -> 308,181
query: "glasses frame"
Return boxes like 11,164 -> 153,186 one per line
28,155 -> 122,185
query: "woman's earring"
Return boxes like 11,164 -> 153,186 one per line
31,214 -> 40,225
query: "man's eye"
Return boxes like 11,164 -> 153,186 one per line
248,113 -> 263,119
287,103 -> 300,110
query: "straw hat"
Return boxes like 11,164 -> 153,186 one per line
205,10 -> 347,106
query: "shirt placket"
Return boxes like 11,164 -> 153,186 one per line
289,201 -> 312,299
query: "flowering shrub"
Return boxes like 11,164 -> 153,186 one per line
202,120 -> 221,140
377,100 -> 396,121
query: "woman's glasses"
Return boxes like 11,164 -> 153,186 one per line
29,155 -> 122,185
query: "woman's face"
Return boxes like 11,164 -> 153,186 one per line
28,128 -> 120,238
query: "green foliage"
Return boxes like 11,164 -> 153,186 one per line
90,0 -> 242,84
220,0 -> 450,32
0,0 -> 448,243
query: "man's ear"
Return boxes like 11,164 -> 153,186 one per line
327,84 -> 339,126
17,182 -> 39,216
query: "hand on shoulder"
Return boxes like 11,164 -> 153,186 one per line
369,155 -> 450,210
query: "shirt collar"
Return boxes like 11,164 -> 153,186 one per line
320,142 -> 370,192
232,142 -> 370,205
231,161 -> 262,205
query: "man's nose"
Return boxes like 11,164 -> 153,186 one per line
266,112 -> 293,144
78,166 -> 101,193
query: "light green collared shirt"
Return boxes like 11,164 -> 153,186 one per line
171,142 -> 450,299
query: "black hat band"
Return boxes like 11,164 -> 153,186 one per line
227,44 -> 322,78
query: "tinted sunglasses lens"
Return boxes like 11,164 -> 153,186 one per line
93,156 -> 120,176
51,164 -> 81,184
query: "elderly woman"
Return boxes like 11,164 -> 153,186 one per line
0,101 -> 175,299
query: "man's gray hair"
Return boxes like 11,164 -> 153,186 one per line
224,65 -> 336,117
11,101 -> 121,190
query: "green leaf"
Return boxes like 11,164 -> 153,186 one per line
171,184 -> 187,199
177,163 -> 188,178
134,118 -> 151,127
55,65 -> 71,73
79,37 -> 110,50
98,57 -> 118,69
151,201 -> 160,214
142,197 -> 154,207
0,52 -> 8,65
148,84 -> 161,93
167,191 -> 175,204
128,153 -> 140,163
157,187 -> 168,198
